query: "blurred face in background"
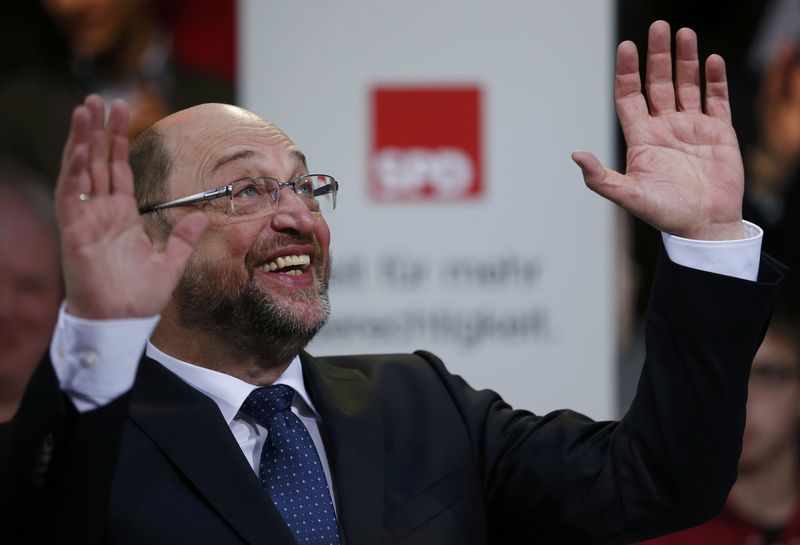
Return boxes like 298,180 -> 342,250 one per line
42,0 -> 147,58
0,191 -> 62,401
739,326 -> 800,472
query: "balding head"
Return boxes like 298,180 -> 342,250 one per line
131,103 -> 305,235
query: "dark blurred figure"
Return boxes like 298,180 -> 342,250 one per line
636,302 -> 800,545
747,43 -> 800,307
0,0 -> 235,182
0,163 -> 62,422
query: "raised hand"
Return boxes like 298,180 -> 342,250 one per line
55,95 -> 208,319
573,21 -> 744,241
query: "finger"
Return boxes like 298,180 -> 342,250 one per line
108,100 -> 133,196
705,54 -> 732,124
56,105 -> 92,205
89,130 -> 111,196
86,95 -> 111,196
674,27 -> 702,113
85,94 -> 105,131
646,20 -> 677,115
162,212 -> 210,278
110,135 -> 134,197
56,142 -> 90,224
107,99 -> 130,139
615,40 -> 650,132
572,150 -> 637,209
60,103 -> 91,173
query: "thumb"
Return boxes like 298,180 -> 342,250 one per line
163,212 -> 209,274
572,150 -> 631,207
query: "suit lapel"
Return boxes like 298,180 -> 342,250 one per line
129,358 -> 297,545
302,352 -> 385,545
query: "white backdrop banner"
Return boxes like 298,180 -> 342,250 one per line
240,0 -> 617,419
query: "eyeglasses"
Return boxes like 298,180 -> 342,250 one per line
138,174 -> 338,216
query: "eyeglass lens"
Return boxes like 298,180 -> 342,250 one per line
229,175 -> 336,215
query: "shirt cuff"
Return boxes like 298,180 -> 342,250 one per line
661,220 -> 762,282
50,302 -> 159,413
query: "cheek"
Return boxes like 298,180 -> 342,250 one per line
315,218 -> 331,255
190,228 -> 254,280
203,223 -> 251,259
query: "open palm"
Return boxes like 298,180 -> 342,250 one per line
56,95 -> 208,320
574,22 -> 744,241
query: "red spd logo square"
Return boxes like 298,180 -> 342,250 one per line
370,86 -> 482,202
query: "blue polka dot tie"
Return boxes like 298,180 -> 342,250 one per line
241,384 -> 341,545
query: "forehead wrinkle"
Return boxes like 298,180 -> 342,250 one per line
195,125 -> 306,173
159,113 -> 308,197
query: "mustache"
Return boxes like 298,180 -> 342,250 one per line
243,233 -> 320,272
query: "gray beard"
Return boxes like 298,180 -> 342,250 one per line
174,264 -> 330,366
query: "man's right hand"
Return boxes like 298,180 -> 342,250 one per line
56,94 -> 208,320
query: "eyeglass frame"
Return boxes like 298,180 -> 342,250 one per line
138,174 -> 339,215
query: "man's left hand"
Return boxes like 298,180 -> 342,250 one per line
573,21 -> 744,241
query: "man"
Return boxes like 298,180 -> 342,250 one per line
0,21 -> 785,544
0,166 -> 62,422
638,303 -> 800,545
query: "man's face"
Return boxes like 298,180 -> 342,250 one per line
739,328 -> 800,472
42,0 -> 144,58
0,193 -> 62,391
159,106 -> 332,361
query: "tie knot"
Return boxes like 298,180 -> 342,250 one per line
241,384 -> 295,427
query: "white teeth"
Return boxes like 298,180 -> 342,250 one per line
261,254 -> 311,273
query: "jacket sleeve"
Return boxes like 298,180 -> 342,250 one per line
0,355 -> 131,544
418,251 -> 785,545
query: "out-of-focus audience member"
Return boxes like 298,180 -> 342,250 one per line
637,301 -> 800,545
0,162 -> 62,422
0,0 -> 234,182
743,42 -> 800,304
745,44 -> 800,224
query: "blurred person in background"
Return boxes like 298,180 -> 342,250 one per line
0,0 -> 234,182
745,42 -> 800,304
0,162 -> 62,423
637,302 -> 800,545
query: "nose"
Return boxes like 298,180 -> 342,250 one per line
269,186 -> 317,234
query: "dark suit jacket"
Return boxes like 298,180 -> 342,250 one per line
0,254 -> 785,544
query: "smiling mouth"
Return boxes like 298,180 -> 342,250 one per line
259,254 -> 311,276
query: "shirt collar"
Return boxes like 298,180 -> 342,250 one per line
145,341 -> 319,425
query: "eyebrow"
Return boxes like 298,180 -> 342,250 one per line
211,150 -> 255,174
210,149 -> 309,175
